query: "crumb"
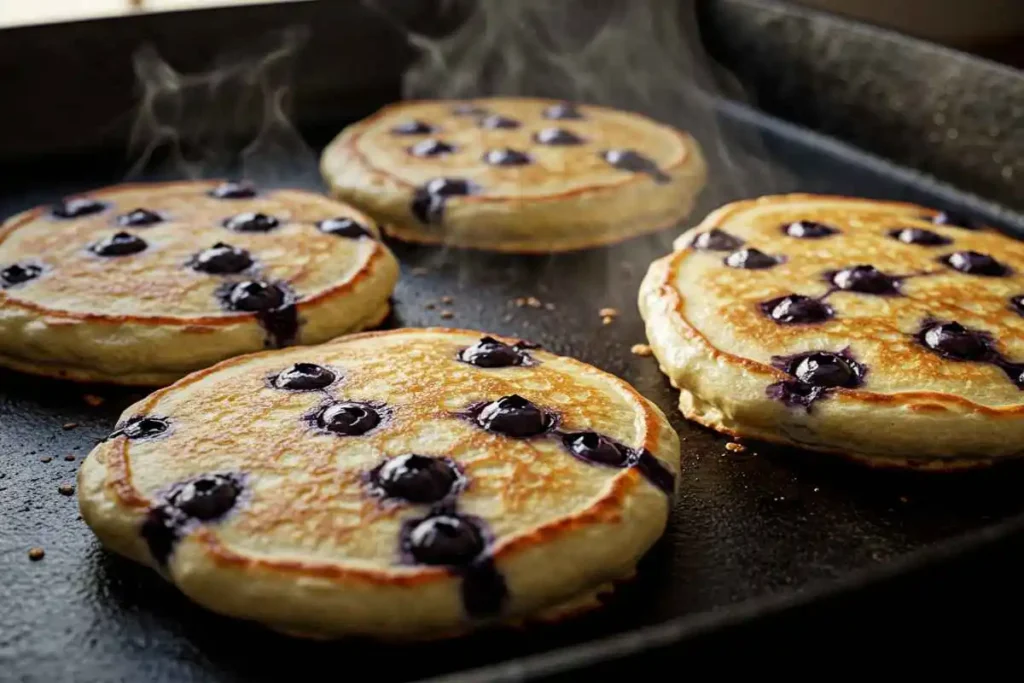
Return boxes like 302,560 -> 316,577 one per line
513,297 -> 527,307
631,343 -> 653,357
544,302 -> 556,311
58,484 -> 75,496
899,496 -> 909,503
599,307 -> 619,318
502,314 -> 513,323
725,442 -> 747,453
28,547 -> 45,561
40,456 -> 52,463
441,295 -> 453,304
62,422 -> 78,430
440,310 -> 454,319
813,487 -> 820,493
82,394 -> 105,407
64,454 -> 76,462
601,316 -> 614,325
424,302 -> 436,310
410,267 -> 429,276
526,297 -> 542,308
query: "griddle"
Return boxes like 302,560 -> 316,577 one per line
3,1 -> 1024,680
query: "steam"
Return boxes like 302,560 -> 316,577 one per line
126,26 -> 317,187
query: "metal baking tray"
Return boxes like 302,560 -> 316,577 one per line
3,1 -> 1024,680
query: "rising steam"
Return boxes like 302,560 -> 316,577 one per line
126,26 -> 317,187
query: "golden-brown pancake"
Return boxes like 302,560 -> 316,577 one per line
639,194 -> 1024,469
78,328 -> 679,638
0,181 -> 399,386
320,97 -> 706,253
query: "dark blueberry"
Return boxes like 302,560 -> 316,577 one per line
766,380 -> 828,410
543,102 -> 584,120
209,181 -> 257,199
121,416 -> 169,440
458,336 -> 528,368
317,402 -> 381,436
89,232 -> 147,257
1011,295 -> 1024,317
140,506 -> 182,566
403,514 -> 485,566
1,263 -> 43,288
479,114 -> 520,130
760,294 -> 834,324
222,212 -> 280,233
272,363 -> 336,391
411,178 -> 478,225
318,217 -> 373,239
451,104 -> 488,116
562,432 -> 630,467
774,351 -> 865,389
475,394 -> 551,437
190,242 -> 253,274
392,120 -> 434,135
888,227 -> 952,246
994,359 -> 1024,390
117,208 -> 164,227
533,128 -> 585,146
52,197 -> 107,219
409,139 -> 456,157
222,280 -> 286,312
724,248 -> 779,270
601,149 -> 670,183
370,454 -> 462,503
168,474 -> 242,521
690,228 -> 743,251
919,321 -> 991,361
830,265 -> 901,295
783,220 -> 838,238
940,251 -> 1010,277
928,211 -> 982,230
483,148 -> 531,166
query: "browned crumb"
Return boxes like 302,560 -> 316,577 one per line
40,456 -> 52,463
544,302 -> 556,311
58,484 -> 75,496
725,442 -> 747,453
28,547 -> 45,561
62,422 -> 78,430
410,267 -> 429,276
630,343 -> 653,357
899,496 -> 909,503
513,297 -> 527,307
599,307 -> 620,318
82,394 -> 105,407
440,310 -> 454,319
64,454 -> 76,462
525,297 -> 542,308
601,316 -> 615,326
441,295 -> 453,304
424,302 -> 436,310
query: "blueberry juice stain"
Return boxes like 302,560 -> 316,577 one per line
218,280 -> 299,348
600,149 -> 670,184
767,349 -> 866,410
916,319 -> 1024,390
560,431 -> 675,495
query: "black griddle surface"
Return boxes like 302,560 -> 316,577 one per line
2,103 -> 1023,682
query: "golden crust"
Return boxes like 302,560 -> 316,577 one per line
320,97 -> 706,253
0,181 -> 399,385
78,328 -> 680,638
639,193 -> 1024,465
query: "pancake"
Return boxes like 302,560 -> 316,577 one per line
320,97 -> 706,253
77,328 -> 680,638
0,181 -> 399,386
639,194 -> 1024,470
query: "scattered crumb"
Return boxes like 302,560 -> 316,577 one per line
544,302 -> 556,311
424,302 -> 436,310
502,314 -> 513,323
899,496 -> 909,503
631,343 -> 653,357
64,454 -> 76,462
440,310 -> 454,319
599,307 -> 619,318
725,442 -> 747,453
601,316 -> 615,326
410,267 -> 429,276
40,456 -> 52,463
440,295 -> 453,304
82,394 -> 105,407
62,422 -> 78,431
28,547 -> 45,561
58,484 -> 75,496
813,487 -> 820,493
526,297 -> 542,308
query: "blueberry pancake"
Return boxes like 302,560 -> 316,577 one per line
639,194 -> 1024,470
78,328 -> 679,638
320,97 -> 706,253
0,181 -> 399,386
